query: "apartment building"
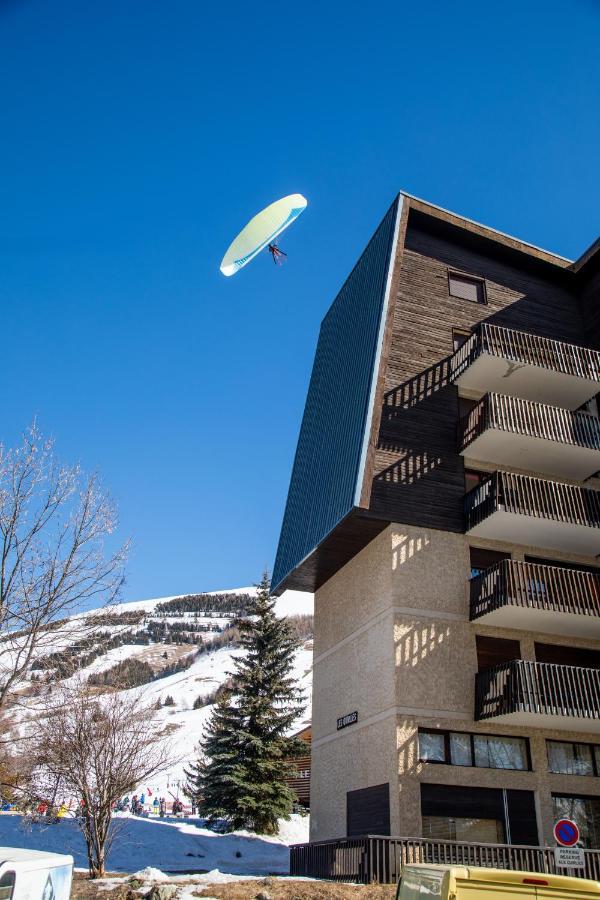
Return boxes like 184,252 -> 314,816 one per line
272,193 -> 600,850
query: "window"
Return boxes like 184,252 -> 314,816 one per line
449,732 -> 472,766
476,635 -> 521,671
419,731 -> 446,762
469,547 -> 511,579
464,469 -> 485,494
548,740 -> 598,776
0,873 -> 15,900
422,814 -> 504,843
535,642 -> 600,669
419,729 -> 530,771
552,794 -> 600,849
452,328 -> 472,352
422,784 -> 539,846
448,271 -> 486,304
473,734 -> 528,771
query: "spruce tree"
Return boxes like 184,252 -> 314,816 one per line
186,571 -> 305,834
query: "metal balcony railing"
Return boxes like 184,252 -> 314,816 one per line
470,559 -> 600,621
465,471 -> 600,532
290,835 -> 600,882
475,660 -> 600,723
459,393 -> 600,454
451,323 -> 600,383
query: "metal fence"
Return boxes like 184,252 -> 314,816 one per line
289,836 -> 600,883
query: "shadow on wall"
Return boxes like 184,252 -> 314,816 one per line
375,450 -> 442,486
391,530 -> 431,572
397,722 -> 420,779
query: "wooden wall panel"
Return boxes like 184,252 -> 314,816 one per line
367,220 -> 584,533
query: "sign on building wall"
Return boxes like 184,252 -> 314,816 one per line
337,711 -> 358,730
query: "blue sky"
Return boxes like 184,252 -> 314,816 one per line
0,0 -> 598,601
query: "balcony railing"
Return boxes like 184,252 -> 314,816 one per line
460,393 -> 600,454
452,323 -> 600,409
290,835 -> 600,883
453,322 -> 600,382
466,470 -> 600,527
475,660 -> 600,727
471,559 -> 600,623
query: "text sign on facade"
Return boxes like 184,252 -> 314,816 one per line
554,818 -> 580,847
555,847 -> 585,870
337,711 -> 358,730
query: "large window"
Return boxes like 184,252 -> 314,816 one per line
548,740 -> 600,776
552,794 -> 600,849
422,784 -> 538,846
419,729 -> 529,771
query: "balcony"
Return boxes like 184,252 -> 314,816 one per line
465,471 -> 600,556
475,660 -> 600,732
471,560 -> 600,637
452,323 -> 600,409
459,393 -> 600,480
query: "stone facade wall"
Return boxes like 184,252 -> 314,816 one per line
310,522 -> 600,843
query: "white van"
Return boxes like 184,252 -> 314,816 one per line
397,864 -> 600,899
0,849 -> 73,900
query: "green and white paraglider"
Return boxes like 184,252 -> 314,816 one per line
220,193 -> 307,276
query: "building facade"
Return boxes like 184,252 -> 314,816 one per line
272,193 -> 600,849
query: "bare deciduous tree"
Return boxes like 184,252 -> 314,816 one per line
24,683 -> 171,877
0,424 -> 128,710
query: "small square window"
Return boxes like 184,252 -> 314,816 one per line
448,271 -> 486,304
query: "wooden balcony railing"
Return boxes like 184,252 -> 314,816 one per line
290,835 -> 600,883
459,393 -> 600,454
471,560 -> 600,621
451,322 -> 600,382
465,470 -> 600,532
475,660 -> 600,723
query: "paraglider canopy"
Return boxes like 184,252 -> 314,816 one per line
220,193 -> 307,276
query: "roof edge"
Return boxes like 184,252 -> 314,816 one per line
400,191 -> 574,268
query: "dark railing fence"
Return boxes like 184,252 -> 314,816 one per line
475,660 -> 600,724
465,470 -> 600,532
459,393 -> 600,454
470,560 -> 600,621
290,836 -> 600,883
451,323 -> 600,383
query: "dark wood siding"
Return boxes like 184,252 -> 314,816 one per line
347,783 -> 390,837
580,268 -> 600,351
272,199 -> 398,593
367,219 -> 585,533
272,195 -> 596,594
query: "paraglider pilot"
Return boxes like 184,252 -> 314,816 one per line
268,243 -> 287,264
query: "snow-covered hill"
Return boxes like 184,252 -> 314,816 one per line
5,587 -> 314,806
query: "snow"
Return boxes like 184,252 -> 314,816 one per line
0,814 -> 310,876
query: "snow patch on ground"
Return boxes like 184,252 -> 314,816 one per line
0,813 -> 310,876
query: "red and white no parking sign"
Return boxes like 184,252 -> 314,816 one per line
554,818 -> 580,847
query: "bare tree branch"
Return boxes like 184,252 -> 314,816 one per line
14,681 -> 173,877
0,423 -> 128,709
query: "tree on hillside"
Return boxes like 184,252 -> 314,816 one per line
0,424 -> 128,711
19,682 -> 171,877
185,571 -> 305,834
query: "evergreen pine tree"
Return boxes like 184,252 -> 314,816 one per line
186,571 -> 305,834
